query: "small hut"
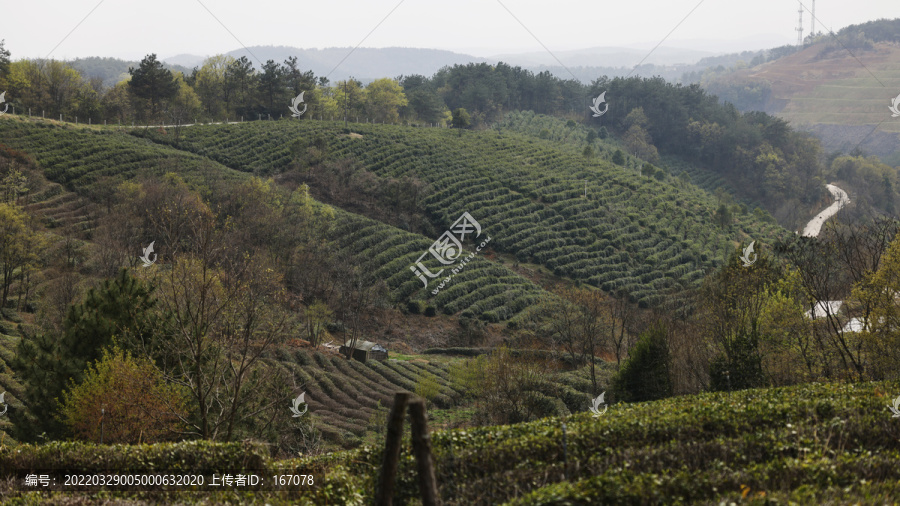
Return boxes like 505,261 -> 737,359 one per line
340,340 -> 388,363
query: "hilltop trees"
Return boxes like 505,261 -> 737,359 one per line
364,78 -> 407,123
399,74 -> 445,124
168,77 -> 202,137
258,59 -> 288,115
622,107 -> 659,164
7,59 -> 86,119
0,40 -> 9,90
128,54 -> 178,120
337,78 -> 365,122
451,107 -> 470,130
227,56 -> 257,117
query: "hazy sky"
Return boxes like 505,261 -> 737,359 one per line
4,0 -> 897,61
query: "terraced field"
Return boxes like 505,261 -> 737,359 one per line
268,347 -> 598,448
0,154 -> 103,442
496,112 -> 771,217
131,118 -> 790,308
0,116 -> 547,322
708,40 -> 900,158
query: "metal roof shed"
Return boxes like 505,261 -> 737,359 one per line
340,340 -> 388,363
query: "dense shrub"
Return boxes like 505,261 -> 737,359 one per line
407,300 -> 426,314
612,321 -> 672,402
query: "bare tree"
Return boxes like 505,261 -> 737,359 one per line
606,288 -> 635,368
780,216 -> 897,380
337,257 -> 387,359
142,211 -> 289,441
540,287 -> 612,394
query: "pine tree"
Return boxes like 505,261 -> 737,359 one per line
12,269 -> 162,439
128,53 -> 178,119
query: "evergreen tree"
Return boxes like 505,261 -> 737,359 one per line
258,59 -> 287,116
400,75 -> 446,123
12,269 -> 162,439
612,321 -> 672,402
128,54 -> 178,119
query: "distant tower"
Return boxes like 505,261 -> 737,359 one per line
811,0 -> 816,36
796,5 -> 804,45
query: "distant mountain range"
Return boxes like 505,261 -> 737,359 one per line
161,45 -> 726,84
69,45 -> 773,89
167,46 -> 490,82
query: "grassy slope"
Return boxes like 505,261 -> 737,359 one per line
130,118 -> 789,310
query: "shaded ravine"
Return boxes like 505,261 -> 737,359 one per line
802,184 -> 850,237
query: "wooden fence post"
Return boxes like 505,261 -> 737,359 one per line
409,398 -> 441,506
376,392 -> 410,506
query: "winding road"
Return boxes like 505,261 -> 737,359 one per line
801,184 -> 850,237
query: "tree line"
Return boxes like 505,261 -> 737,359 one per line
3,39 -> 869,219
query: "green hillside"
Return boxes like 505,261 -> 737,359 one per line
0,112 -> 790,449
3,380 -> 898,504
496,111 -> 767,210
705,39 -> 900,161
129,117 -> 790,309
0,116 -> 545,325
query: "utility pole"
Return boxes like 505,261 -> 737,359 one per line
796,5 -> 804,46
